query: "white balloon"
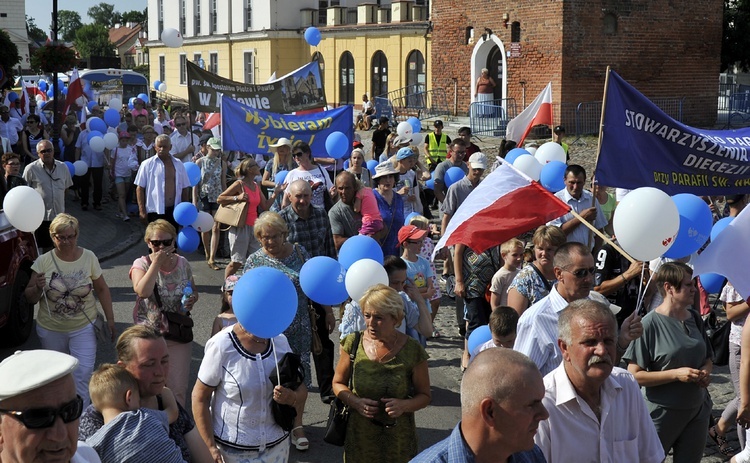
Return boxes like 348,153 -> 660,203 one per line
103,132 -> 119,150
344,259 -> 389,302
396,121 -> 413,138
192,211 -> 214,232
410,132 -> 423,145
89,136 -> 106,153
161,28 -> 184,48
534,142 -> 566,164
526,146 -> 537,156
158,83 -> 167,92
108,98 -> 122,109
513,154 -> 543,181
2,186 -> 44,232
613,187 -> 680,261
73,160 -> 88,176
35,94 -> 44,102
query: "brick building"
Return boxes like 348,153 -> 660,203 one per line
430,0 -> 723,127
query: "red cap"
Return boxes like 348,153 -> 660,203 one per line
397,225 -> 427,247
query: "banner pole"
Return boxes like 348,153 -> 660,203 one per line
587,66 -> 612,249
569,209 -> 636,264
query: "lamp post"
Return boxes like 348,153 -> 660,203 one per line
50,0 -> 60,154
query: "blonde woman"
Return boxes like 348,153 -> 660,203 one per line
193,137 -> 227,270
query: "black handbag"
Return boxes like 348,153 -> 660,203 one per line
154,283 -> 194,344
268,352 -> 305,431
324,331 -> 361,446
709,320 -> 731,366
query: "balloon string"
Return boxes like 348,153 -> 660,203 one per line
271,338 -> 281,388
636,266 -> 655,316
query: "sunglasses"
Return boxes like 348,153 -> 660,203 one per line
0,395 -> 83,429
292,152 -> 304,157
149,239 -> 174,247
563,267 -> 596,279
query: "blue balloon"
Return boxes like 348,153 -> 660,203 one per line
234,267 -> 298,338
711,216 -> 733,242
64,161 -> 75,177
176,226 -> 200,253
88,118 -> 107,134
468,325 -> 492,356
153,80 -> 162,90
505,148 -> 530,165
539,161 -> 567,192
338,235 -> 384,269
128,102 -> 134,110
173,202 -> 198,226
129,97 -> 136,105
7,92 -> 18,102
47,89 -> 54,98
87,101 -> 98,112
137,93 -> 149,104
425,179 -> 435,190
274,170 -> 288,185
663,194 -> 712,259
304,27 -> 322,46
407,116 -> 421,134
325,131 -> 348,159
404,212 -> 419,226
86,130 -> 103,143
38,80 -> 47,91
57,79 -> 65,90
300,256 -> 349,305
444,166 -> 466,188
366,160 -> 378,176
184,162 -> 201,187
699,273 -> 726,294
343,160 -> 350,170
103,108 -> 121,128
61,87 -> 68,95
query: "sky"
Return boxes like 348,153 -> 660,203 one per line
26,0 -> 148,35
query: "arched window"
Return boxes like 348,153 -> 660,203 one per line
370,51 -> 388,97
511,22 -> 521,42
339,51 -> 355,106
312,51 -> 325,83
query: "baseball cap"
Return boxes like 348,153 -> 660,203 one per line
199,133 -> 213,145
397,225 -> 427,247
0,350 -> 78,401
554,125 -> 566,134
352,140 -> 364,149
396,147 -> 416,160
434,120 -> 444,127
207,137 -> 222,150
269,137 -> 292,149
468,152 -> 488,169
118,131 -> 130,139
726,194 -> 746,205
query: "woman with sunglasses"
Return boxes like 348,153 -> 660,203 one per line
623,262 -> 713,463
24,213 -> 116,408
21,114 -> 49,165
130,219 -> 198,406
282,141 -> 335,210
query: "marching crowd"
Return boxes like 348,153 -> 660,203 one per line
0,94 -> 747,463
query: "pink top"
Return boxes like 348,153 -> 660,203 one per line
130,108 -> 149,119
357,187 -> 381,223
243,182 -> 261,226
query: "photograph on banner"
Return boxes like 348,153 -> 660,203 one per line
221,96 -> 353,157
187,61 -> 326,114
595,69 -> 750,196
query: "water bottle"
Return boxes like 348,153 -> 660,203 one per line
180,283 -> 193,314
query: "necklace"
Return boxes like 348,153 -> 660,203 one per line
238,324 -> 268,344
366,334 -> 397,362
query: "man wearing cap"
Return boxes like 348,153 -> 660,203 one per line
424,119 -> 451,170
0,350 -> 101,462
371,116 -> 391,160
535,300 -> 664,463
553,125 -> 569,161
169,115 -> 200,163
329,171 -> 362,251
0,104 -> 25,154
193,133 -> 212,162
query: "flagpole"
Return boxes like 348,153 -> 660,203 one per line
587,66 -> 611,249
569,209 -> 636,264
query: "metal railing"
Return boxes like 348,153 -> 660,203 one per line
469,98 -> 518,137
380,86 -> 452,124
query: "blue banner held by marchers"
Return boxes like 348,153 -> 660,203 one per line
595,69 -> 750,196
221,96 -> 354,157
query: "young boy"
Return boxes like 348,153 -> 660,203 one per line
86,364 -> 185,463
472,306 -> 519,358
398,225 -> 435,306
489,238 -> 524,309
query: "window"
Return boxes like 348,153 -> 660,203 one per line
318,0 -> 340,26
603,13 -> 617,35
210,53 -> 218,74
159,56 -> 165,82
180,54 -> 187,84
158,0 -> 164,36
180,0 -> 186,35
312,52 -> 325,83
244,52 -> 254,84
195,0 -> 201,35
245,0 -> 252,30
338,51 -> 354,106
193,53 -> 202,65
210,0 -> 217,33
370,51 -> 387,97
511,22 -> 521,42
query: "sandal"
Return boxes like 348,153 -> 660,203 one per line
709,425 -> 737,456
207,261 -> 221,270
291,426 -> 309,451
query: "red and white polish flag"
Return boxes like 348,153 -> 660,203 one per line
505,82 -> 553,146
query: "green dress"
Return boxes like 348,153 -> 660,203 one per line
341,333 -> 429,463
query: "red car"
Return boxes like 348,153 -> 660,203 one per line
0,211 -> 38,347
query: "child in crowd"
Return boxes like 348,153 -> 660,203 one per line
398,224 -> 435,308
408,214 -> 443,335
211,275 -> 239,336
353,180 -> 384,236
489,238 -> 525,310
86,364 -> 184,463
470,306 -> 519,359
109,131 -> 139,222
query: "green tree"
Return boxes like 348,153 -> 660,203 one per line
74,24 -> 115,62
26,15 -> 47,43
54,10 -> 84,43
121,9 -> 147,25
87,3 -> 122,29
0,30 -> 21,87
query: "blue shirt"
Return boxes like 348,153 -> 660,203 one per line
410,423 -> 547,462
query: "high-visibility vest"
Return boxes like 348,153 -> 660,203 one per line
427,132 -> 449,164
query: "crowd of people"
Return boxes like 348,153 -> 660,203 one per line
0,91 -> 748,463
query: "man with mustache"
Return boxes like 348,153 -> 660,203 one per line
514,242 -> 643,376
534,300 -> 664,462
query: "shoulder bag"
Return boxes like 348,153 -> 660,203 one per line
155,283 -> 194,344
215,181 -> 249,227
316,165 -> 335,212
324,331 -> 361,446
269,352 -> 305,431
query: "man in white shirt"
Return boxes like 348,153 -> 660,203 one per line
535,299 -> 664,463
169,115 -> 199,162
0,105 -> 24,154
548,164 -> 607,250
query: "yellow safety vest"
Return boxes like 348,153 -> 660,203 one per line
427,132 -> 449,165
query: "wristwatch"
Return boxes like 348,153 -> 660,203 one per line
233,195 -> 238,201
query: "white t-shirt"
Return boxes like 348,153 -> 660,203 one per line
284,165 -> 333,209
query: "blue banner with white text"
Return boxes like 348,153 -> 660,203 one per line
221,96 -> 353,156
595,70 -> 750,195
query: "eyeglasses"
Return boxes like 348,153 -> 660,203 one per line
54,233 -> 77,242
259,233 -> 284,242
292,152 -> 304,158
39,149 -> 53,154
0,395 -> 83,429
563,267 -> 596,279
149,239 -> 173,247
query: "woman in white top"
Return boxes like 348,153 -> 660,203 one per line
282,141 -> 334,210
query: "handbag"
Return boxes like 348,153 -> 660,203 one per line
309,303 -> 323,355
215,181 -> 249,227
268,352 -> 305,431
317,165 -> 334,212
324,331 -> 361,446
154,284 -> 194,344
707,313 -> 730,366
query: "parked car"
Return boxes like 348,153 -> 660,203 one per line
0,211 -> 38,347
